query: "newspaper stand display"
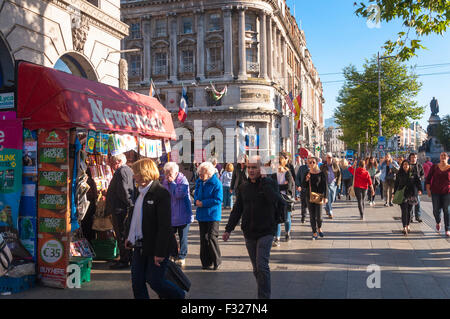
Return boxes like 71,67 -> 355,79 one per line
0,61 -> 176,289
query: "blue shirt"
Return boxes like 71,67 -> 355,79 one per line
327,165 -> 336,184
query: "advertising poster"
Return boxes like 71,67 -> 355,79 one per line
86,130 -> 96,154
37,129 -> 70,288
19,216 -> 37,260
23,135 -> 38,176
38,233 -> 69,289
0,119 -> 23,233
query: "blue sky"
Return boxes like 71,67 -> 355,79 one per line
286,0 -> 450,130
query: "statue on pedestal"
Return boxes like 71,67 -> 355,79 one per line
430,97 -> 439,116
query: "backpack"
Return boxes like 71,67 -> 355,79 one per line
0,233 -> 13,277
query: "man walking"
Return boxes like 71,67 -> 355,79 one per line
409,153 -> 424,223
106,154 -> 135,269
295,158 -> 309,224
320,153 -> 342,219
223,156 -> 280,299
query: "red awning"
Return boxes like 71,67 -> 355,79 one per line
16,61 -> 176,140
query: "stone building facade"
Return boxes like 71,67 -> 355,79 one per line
0,0 -> 128,95
324,126 -> 346,158
121,0 -> 325,164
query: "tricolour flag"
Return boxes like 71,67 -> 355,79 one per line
285,91 -> 296,115
178,87 -> 188,123
293,93 -> 302,130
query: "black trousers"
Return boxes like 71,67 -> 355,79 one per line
111,211 -> 131,264
307,202 -> 322,234
198,221 -> 221,268
400,202 -> 413,227
355,187 -> 367,217
300,190 -> 308,219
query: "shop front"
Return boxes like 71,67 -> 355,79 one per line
0,61 -> 176,292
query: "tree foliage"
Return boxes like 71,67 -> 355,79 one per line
355,1 -> 450,61
334,56 -> 424,152
436,115 -> 450,151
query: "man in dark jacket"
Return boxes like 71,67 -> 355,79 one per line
223,156 -> 280,299
230,154 -> 249,196
408,153 -> 424,223
106,154 -> 135,269
295,160 -> 309,224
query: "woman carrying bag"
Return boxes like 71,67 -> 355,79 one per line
301,156 -> 327,240
271,152 -> 295,246
393,160 -> 423,236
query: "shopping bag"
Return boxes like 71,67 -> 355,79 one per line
166,259 -> 191,292
393,187 -> 405,205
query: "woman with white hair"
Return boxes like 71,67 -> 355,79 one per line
162,162 -> 193,267
194,161 -> 223,270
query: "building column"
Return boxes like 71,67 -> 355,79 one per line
266,14 -> 273,80
276,31 -> 281,77
272,24 -> 277,76
142,16 -> 151,82
259,10 -> 267,79
223,6 -> 233,79
195,10 -> 205,80
283,37 -> 287,88
168,12 -> 178,82
238,6 -> 247,80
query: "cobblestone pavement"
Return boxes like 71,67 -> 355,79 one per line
2,196 -> 449,299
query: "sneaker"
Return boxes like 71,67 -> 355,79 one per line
436,224 -> 441,232
384,202 -> 389,207
318,232 -> 324,238
389,202 -> 394,207
175,259 -> 186,267
301,217 -> 306,224
312,234 -> 318,240
446,231 -> 450,237
285,234 -> 291,242
272,239 -> 280,247
416,218 -> 423,223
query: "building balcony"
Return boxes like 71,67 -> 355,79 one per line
206,63 -> 223,73
153,66 -> 167,75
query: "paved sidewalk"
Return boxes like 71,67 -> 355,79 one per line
2,197 -> 449,299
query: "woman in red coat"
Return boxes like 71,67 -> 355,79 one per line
349,160 -> 375,220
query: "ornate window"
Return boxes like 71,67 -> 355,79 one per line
128,54 -> 141,78
246,47 -> 259,74
130,23 -> 141,39
208,13 -> 221,31
206,47 -> 223,73
180,49 -> 194,73
153,52 -> 167,75
155,19 -> 167,37
181,16 -> 193,34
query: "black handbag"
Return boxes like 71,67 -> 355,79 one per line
166,259 -> 191,292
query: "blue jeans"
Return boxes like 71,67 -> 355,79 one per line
245,234 -> 273,299
131,249 -> 185,299
276,211 -> 292,238
173,224 -> 190,260
325,182 -> 337,215
223,186 -> 233,208
431,193 -> 450,232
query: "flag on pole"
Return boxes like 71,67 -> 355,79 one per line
285,91 -> 296,115
149,78 -> 156,97
293,93 -> 302,130
178,86 -> 188,123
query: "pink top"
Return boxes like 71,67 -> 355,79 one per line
425,164 -> 450,195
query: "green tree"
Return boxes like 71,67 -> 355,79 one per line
355,1 -> 450,60
436,115 -> 450,150
334,55 -> 424,153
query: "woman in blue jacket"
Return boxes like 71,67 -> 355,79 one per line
194,161 -> 223,270
162,162 -> 193,268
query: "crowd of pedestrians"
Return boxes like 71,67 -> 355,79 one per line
102,149 -> 449,299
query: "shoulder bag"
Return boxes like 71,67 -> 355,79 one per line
309,176 -> 325,204
393,186 -> 406,205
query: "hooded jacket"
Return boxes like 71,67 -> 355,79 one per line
194,174 -> 223,222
